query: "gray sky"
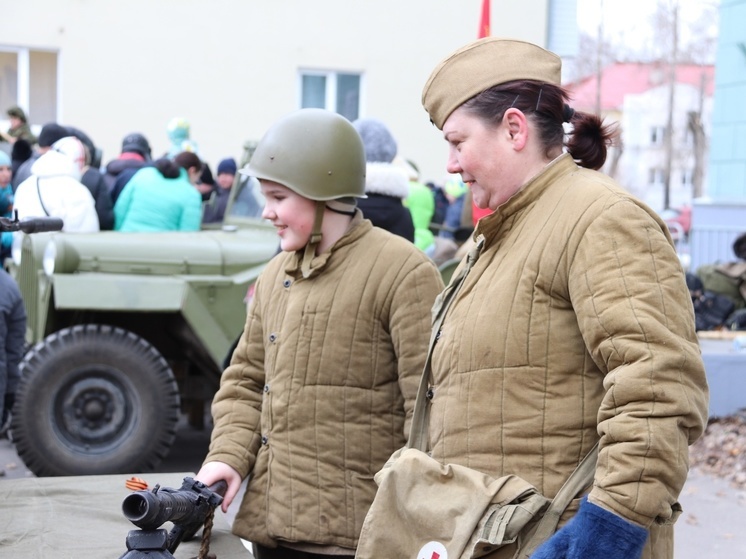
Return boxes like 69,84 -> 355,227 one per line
577,0 -> 719,44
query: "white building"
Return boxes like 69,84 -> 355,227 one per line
566,62 -> 714,212
0,0 -> 578,186
620,82 -> 713,210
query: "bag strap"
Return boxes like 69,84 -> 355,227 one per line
36,176 -> 51,217
517,441 -> 599,558
407,232 -> 599,556
408,235 -> 484,451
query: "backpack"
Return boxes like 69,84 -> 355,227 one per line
692,291 -> 736,331
696,263 -> 746,310
725,308 -> 746,331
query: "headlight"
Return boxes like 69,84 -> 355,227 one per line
11,233 -> 23,266
43,240 -> 57,276
42,237 -> 80,275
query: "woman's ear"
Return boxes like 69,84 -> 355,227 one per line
503,108 -> 529,150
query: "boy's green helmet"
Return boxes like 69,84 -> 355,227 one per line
240,108 -> 366,200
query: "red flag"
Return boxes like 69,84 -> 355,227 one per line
472,0 -> 493,225
478,0 -> 490,38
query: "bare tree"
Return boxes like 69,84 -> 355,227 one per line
566,32 -> 617,83
662,3 -> 678,210
688,69 -> 709,199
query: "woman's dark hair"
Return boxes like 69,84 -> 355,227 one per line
461,80 -> 618,170
154,151 -> 202,179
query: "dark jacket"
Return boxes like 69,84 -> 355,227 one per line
357,161 -> 414,242
104,157 -> 149,202
80,167 -> 115,230
11,154 -> 38,192
357,194 -> 415,242
201,188 -> 231,224
0,269 -> 26,421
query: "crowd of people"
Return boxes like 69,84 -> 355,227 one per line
0,115 -> 456,270
1,37 -> 710,559
0,108 -> 464,247
0,112 -> 245,234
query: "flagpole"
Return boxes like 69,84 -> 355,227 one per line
471,0 -> 494,224
478,0 -> 490,38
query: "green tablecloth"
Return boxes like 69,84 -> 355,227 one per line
0,472 -> 249,558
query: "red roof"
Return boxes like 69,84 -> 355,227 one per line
565,62 -> 715,113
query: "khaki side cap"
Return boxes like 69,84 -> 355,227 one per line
422,37 -> 562,130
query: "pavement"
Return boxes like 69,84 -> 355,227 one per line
1,423 -> 745,558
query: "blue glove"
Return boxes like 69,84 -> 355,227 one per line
531,497 -> 648,559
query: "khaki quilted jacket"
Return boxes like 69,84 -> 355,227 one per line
205,214 -> 444,549
427,155 -> 709,559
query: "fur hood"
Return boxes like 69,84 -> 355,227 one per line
30,150 -> 81,181
364,162 -> 410,199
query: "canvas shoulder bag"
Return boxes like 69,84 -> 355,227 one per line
355,237 -> 598,559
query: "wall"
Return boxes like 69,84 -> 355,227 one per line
0,0 -> 553,186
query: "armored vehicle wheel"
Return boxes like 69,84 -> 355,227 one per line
12,324 -> 180,477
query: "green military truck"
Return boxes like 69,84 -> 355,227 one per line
7,157 -> 278,477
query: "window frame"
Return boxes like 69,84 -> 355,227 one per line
298,68 -> 364,122
0,45 -> 60,126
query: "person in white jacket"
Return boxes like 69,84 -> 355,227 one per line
14,136 -> 99,232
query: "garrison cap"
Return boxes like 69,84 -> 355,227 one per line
422,37 -> 562,130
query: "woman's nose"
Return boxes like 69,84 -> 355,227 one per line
445,152 -> 461,175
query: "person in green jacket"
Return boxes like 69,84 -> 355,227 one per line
1,106 -> 37,146
114,151 -> 203,232
399,157 -> 436,256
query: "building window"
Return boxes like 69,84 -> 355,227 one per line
299,70 -> 361,122
650,126 -> 666,146
649,168 -> 664,185
681,169 -> 693,185
0,47 -> 59,126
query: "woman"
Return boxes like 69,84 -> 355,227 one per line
13,136 -> 99,232
114,151 -> 203,232
195,109 -> 444,558
414,38 -> 709,559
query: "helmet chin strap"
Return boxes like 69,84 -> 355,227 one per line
301,201 -> 327,278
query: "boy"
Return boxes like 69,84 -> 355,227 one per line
196,109 -> 444,558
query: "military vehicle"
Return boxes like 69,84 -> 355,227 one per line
7,148 -> 279,477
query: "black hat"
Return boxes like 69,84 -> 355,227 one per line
37,123 -> 69,148
11,138 -> 34,165
200,163 -> 215,186
121,133 -> 152,160
734,232 -> 746,261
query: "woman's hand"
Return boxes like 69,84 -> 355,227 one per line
195,461 -> 243,513
531,498 -> 648,559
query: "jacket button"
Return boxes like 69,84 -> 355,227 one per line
261,436 -> 268,445
269,333 -> 277,342
426,388 -> 434,400
435,330 -> 441,341
263,384 -> 269,393
283,279 -> 292,288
